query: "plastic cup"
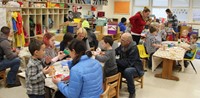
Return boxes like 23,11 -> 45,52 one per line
64,49 -> 70,55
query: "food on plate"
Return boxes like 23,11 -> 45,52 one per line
48,66 -> 56,76
54,74 -> 70,81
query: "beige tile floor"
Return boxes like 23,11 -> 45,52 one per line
0,59 -> 200,98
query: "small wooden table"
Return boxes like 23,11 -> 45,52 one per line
153,41 -> 189,81
155,58 -> 179,81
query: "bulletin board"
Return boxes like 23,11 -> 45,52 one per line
114,1 -> 130,14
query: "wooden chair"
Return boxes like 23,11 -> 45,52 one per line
100,85 -> 110,98
184,49 -> 198,74
134,76 -> 144,88
105,73 -> 121,98
137,44 -> 149,70
121,75 -> 144,89
0,70 -> 6,86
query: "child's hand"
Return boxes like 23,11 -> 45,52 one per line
52,76 -> 62,84
58,51 -> 66,60
15,49 -> 20,55
45,56 -> 52,64
42,66 -> 51,74
100,52 -> 105,55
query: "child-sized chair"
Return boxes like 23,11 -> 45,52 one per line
184,49 -> 198,74
137,44 -> 149,70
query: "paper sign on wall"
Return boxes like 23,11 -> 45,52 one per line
0,8 -> 7,29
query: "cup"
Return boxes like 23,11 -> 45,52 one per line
63,49 -> 70,55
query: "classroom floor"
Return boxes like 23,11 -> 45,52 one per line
0,59 -> 200,98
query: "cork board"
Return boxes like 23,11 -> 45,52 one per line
114,1 -> 130,14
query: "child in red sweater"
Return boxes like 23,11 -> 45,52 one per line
180,30 -> 190,43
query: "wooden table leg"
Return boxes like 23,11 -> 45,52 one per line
155,59 -> 179,81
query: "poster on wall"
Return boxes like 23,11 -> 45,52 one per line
172,8 -> 188,22
192,9 -> 200,22
0,8 -> 7,29
114,1 -> 130,14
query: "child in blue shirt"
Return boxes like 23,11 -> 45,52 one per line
118,17 -> 127,33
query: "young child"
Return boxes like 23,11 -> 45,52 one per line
60,33 -> 74,51
181,34 -> 198,67
151,22 -> 162,43
25,39 -> 51,98
118,17 -> 127,33
180,30 -> 190,43
145,26 -> 162,69
43,33 -> 65,62
166,22 -> 176,41
94,36 -> 118,79
182,34 -> 198,59
159,23 -> 167,41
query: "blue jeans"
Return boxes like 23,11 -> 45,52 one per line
119,67 -> 139,94
28,94 -> 45,98
0,57 -> 20,84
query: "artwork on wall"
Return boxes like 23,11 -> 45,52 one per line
114,1 -> 130,14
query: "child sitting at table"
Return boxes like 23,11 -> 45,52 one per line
43,33 -> 66,62
60,33 -> 74,51
145,26 -> 162,69
166,22 -> 176,41
94,36 -> 118,80
180,30 -> 190,43
160,23 -> 167,41
181,34 -> 198,67
26,39 -> 52,98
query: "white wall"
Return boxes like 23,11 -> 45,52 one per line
79,0 -> 130,20
75,0 -> 114,18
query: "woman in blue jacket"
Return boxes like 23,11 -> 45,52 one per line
52,39 -> 103,98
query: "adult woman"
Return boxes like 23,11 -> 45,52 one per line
166,9 -> 178,32
52,39 -> 103,98
129,7 -> 151,44
75,27 -> 90,50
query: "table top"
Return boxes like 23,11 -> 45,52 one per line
153,41 -> 189,60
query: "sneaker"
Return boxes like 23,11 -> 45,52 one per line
6,82 -> 21,88
184,61 -> 189,68
129,93 -> 136,98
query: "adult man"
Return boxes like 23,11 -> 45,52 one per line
0,26 -> 21,88
115,33 -> 144,98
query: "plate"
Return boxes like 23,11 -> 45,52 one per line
46,74 -> 52,78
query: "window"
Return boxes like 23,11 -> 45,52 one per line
172,8 -> 188,22
133,7 -> 144,15
172,0 -> 189,7
192,0 -> 200,8
152,8 -> 167,19
152,0 -> 168,6
192,9 -> 200,22
134,0 -> 149,6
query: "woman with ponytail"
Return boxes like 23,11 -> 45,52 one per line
129,6 -> 151,45
52,39 -> 103,98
